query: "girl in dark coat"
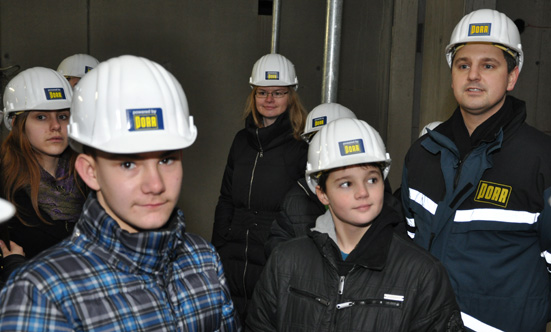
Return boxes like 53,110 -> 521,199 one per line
212,53 -> 308,322
0,67 -> 87,286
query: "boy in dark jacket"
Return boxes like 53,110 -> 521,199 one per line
247,118 -> 463,331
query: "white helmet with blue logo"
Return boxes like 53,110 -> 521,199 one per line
249,53 -> 298,89
57,54 -> 99,78
305,118 -> 391,192
302,103 -> 357,143
68,55 -> 197,154
3,67 -> 72,130
445,9 -> 523,71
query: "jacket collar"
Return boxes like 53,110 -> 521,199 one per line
310,203 -> 400,272
73,192 -> 186,274
434,95 -> 526,158
245,110 -> 294,150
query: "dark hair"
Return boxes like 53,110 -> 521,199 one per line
451,46 -> 518,73
82,145 -> 98,158
316,163 -> 384,193
502,51 -> 517,73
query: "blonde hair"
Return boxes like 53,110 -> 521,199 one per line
243,86 -> 307,140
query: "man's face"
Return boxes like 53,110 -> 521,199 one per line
85,150 -> 183,233
451,43 -> 518,120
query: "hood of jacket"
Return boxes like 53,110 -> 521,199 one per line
310,203 -> 401,274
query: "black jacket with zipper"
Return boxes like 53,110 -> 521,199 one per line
246,204 -> 464,331
401,96 -> 551,331
212,110 -> 308,321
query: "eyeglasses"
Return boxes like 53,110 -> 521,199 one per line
255,90 -> 289,99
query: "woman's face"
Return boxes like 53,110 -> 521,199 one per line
254,86 -> 290,126
24,109 -> 70,160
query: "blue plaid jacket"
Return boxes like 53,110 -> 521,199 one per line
0,194 -> 241,331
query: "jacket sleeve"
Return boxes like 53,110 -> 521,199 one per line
265,179 -> 326,258
265,190 -> 299,257
215,248 -> 243,331
400,157 -> 417,239
0,278 -> 72,331
409,260 -> 465,332
0,254 -> 26,288
538,187 -> 551,273
245,248 -> 279,332
212,145 -> 236,248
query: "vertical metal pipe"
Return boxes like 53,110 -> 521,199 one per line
322,0 -> 343,103
271,0 -> 282,53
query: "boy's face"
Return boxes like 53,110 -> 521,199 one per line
76,149 -> 183,233
316,164 -> 384,229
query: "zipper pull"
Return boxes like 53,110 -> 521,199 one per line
336,301 -> 354,309
338,276 -> 345,295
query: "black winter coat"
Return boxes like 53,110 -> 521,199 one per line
0,190 -> 81,287
246,204 -> 464,331
212,110 -> 308,321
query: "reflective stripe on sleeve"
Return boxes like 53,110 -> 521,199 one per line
454,208 -> 539,224
461,312 -> 504,332
409,188 -> 437,215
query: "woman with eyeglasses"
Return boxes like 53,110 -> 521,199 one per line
212,53 -> 308,323
0,67 -> 87,287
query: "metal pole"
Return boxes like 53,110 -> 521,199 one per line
271,0 -> 282,53
322,0 -> 343,103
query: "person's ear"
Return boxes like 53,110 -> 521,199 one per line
316,185 -> 330,205
75,154 -> 100,191
506,66 -> 520,91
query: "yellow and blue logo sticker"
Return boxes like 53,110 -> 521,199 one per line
312,116 -> 327,128
338,139 -> 365,156
265,71 -> 280,80
44,88 -> 66,100
468,23 -> 491,36
474,180 -> 511,208
84,66 -> 93,73
127,108 -> 164,132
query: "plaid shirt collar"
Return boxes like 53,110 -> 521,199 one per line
73,193 -> 186,274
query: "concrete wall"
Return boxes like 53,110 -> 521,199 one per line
0,0 -> 549,240
0,0 -> 394,240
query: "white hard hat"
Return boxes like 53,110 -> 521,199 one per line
68,55 -> 197,154
419,121 -> 443,137
249,53 -> 298,89
3,67 -> 73,130
445,9 -> 523,71
0,198 -> 15,224
302,103 -> 357,142
57,54 -> 99,78
306,118 -> 391,192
